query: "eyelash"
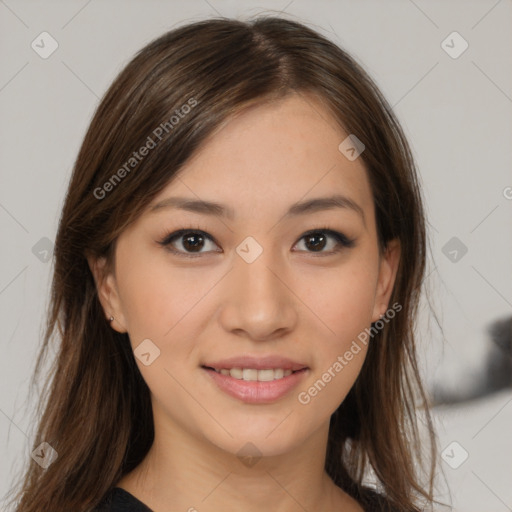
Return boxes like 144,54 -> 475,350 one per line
157,224 -> 356,259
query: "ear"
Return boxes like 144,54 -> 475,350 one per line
371,238 -> 401,322
86,253 -> 128,333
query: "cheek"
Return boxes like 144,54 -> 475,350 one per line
115,246 -> 222,341
300,258 -> 378,345
295,278 -> 374,418
294,256 -> 377,403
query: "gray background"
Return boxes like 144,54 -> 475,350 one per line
1,1 -> 511,510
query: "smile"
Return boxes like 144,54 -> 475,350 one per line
202,365 -> 309,403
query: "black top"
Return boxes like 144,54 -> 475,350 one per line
94,488 -> 152,511
94,486 -> 401,511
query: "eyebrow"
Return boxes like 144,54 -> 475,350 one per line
149,194 -> 365,224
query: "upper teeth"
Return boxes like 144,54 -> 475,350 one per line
214,368 -> 294,381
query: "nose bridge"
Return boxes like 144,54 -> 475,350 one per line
219,236 -> 297,338
235,238 -> 284,307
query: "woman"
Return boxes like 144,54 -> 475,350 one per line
7,15 -> 441,512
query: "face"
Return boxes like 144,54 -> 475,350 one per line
90,93 -> 400,459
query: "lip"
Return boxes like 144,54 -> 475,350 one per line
201,355 -> 309,404
203,366 -> 309,404
203,355 -> 308,372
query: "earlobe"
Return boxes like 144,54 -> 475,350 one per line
86,254 -> 128,333
372,238 -> 401,322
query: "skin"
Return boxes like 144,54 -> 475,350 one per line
89,92 -> 400,512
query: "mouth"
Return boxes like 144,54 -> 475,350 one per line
201,357 -> 309,403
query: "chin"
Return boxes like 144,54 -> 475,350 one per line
201,414 -> 313,461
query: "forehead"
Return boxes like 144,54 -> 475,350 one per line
151,93 -> 374,224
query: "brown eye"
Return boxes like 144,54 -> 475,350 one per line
158,230 -> 221,258
180,232 -> 206,252
293,229 -> 355,254
303,232 -> 328,252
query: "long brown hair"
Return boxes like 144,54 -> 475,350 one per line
6,15 -> 440,511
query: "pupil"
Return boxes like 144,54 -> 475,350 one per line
306,233 -> 326,252
184,233 -> 204,252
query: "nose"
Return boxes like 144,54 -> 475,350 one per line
218,246 -> 298,341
